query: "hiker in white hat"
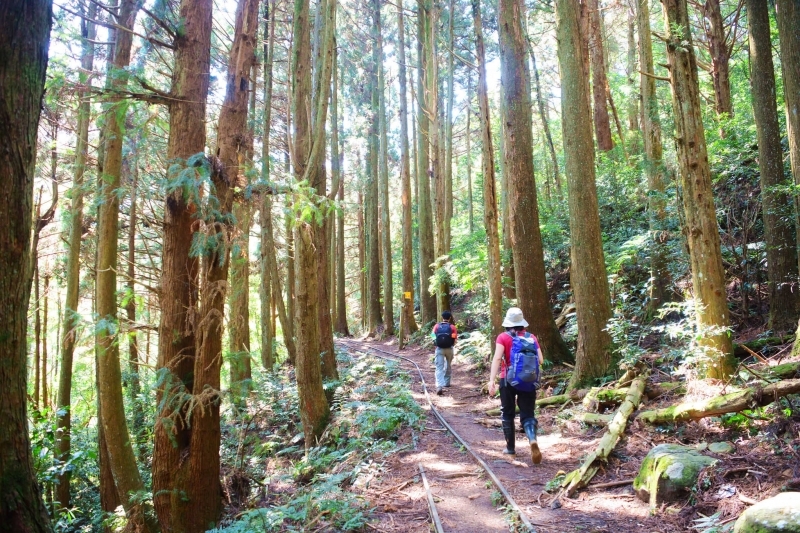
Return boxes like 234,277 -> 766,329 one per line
487,307 -> 544,464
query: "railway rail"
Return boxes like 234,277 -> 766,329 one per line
337,339 -> 536,532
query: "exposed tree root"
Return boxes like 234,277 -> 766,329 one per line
636,378 -> 800,424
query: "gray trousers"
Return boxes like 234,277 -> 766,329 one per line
434,347 -> 454,388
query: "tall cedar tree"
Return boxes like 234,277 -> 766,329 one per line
377,1 -> 394,334
586,0 -> 614,151
416,0 -> 437,325
292,0 -> 334,445
397,0 -> 419,342
366,0 -> 383,334
776,0 -> 800,345
498,0 -> 573,364
704,0 -> 733,117
333,49 -> 350,336
0,1 -> 53,530
661,0 -> 735,378
153,0 -> 213,528
637,0 -> 670,314
746,0 -> 797,332
56,0 -> 96,509
260,0 -> 277,368
555,0 -> 613,388
94,1 -> 157,529
472,0 -> 504,342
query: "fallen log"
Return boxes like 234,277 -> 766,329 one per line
765,361 -> 800,380
583,387 -> 630,412
636,378 -> 800,424
579,413 -> 613,426
559,373 -> 649,498
733,335 -> 794,358
485,388 -> 588,416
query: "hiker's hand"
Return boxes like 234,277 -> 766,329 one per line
488,381 -> 496,397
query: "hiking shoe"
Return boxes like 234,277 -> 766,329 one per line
530,440 -> 542,464
436,388 -> 443,396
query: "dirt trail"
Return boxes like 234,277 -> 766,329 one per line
342,338 -> 679,533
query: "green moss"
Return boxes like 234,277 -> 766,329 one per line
634,444 -> 717,508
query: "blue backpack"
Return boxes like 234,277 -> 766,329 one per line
506,332 -> 540,392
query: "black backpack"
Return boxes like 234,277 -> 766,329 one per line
434,322 -> 455,348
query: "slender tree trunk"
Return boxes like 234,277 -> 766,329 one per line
377,2 -> 394,335
56,0 -> 95,495
529,44 -> 562,197
626,9 -> 639,135
366,0 -> 383,334
746,0 -> 797,332
499,0 -> 573,364
705,0 -> 733,118
662,0 -> 735,379
229,201 -> 252,402
333,50 -> 350,337
358,189 -> 367,330
417,0 -> 437,325
153,0 -> 213,528
125,155 -> 146,463
292,0 -> 333,443
637,0 -> 670,316
94,1 -> 155,529
587,0 -> 614,151
466,72 -> 475,233
555,0 -> 613,388
499,99 -> 516,299
35,264 -> 42,409
260,0 -> 277,369
472,0 -> 504,344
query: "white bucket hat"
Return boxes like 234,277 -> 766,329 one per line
502,307 -> 528,328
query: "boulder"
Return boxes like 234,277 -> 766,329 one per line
708,441 -> 735,454
634,444 -> 717,507
733,492 -> 800,533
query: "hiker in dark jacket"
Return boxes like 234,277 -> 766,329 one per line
487,307 -> 543,464
431,311 -> 457,396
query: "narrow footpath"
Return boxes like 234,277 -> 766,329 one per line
340,337 -> 679,533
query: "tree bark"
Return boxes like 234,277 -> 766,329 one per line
555,0 -> 613,388
529,44 -> 562,197
152,0 -> 214,528
417,0 -> 437,325
662,0 -> 735,378
229,201 -> 252,402
397,0 -> 418,343
94,1 -> 155,529
292,0 -> 333,444
586,0 -> 614,151
472,0 -> 504,345
500,0 -> 573,365
377,0 -> 394,335
366,0 -> 383,334
56,0 -> 96,509
260,0 -> 277,369
746,0 -> 797,332
637,0 -> 670,316
704,0 -> 733,117
333,49 -> 349,337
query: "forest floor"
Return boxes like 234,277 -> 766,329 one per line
341,337 -> 800,533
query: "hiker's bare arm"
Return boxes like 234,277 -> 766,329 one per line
538,346 -> 544,366
488,343 -> 505,396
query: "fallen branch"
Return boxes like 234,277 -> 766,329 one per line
589,478 -> 634,490
579,413 -> 613,426
636,378 -> 800,424
559,373 -> 649,498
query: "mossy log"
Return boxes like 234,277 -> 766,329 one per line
560,373 -> 649,497
485,388 -> 588,416
636,378 -> 800,424
733,335 -> 794,358
766,362 -> 800,380
583,387 -> 631,411
579,413 -> 613,425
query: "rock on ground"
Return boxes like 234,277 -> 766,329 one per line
633,443 -> 717,508
733,492 -> 800,533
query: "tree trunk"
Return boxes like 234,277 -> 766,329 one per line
586,0 -> 614,151
292,0 -> 333,444
56,0 -> 96,508
260,0 -> 277,369
416,0 -> 437,325
499,0 -> 573,365
746,0 -> 797,332
637,0 -> 670,316
397,0 -> 418,343
94,1 -> 155,529
777,0 -> 800,354
472,0 -> 504,345
230,201 -> 252,402
377,1 -> 394,335
35,264 -> 42,410
499,100 -> 516,300
662,0 -> 735,379
333,50 -> 349,337
152,0 -> 214,528
705,0 -> 733,118
555,0 -> 613,388
466,72 -> 475,233
529,45 -> 561,197
366,0 -> 383,335
626,9 -> 639,136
